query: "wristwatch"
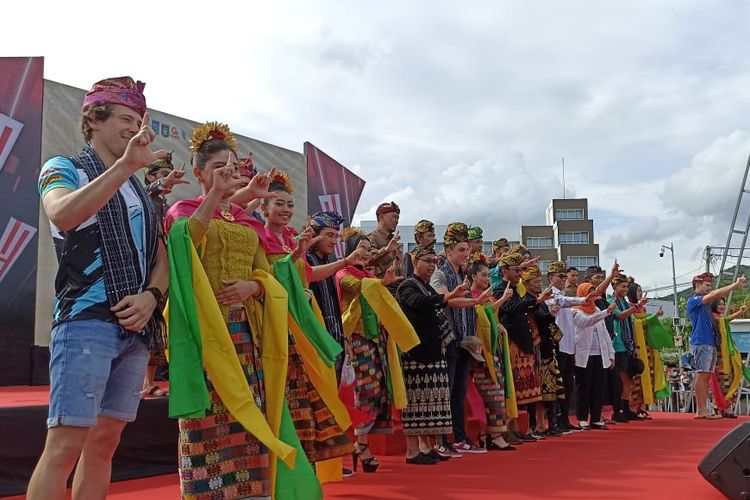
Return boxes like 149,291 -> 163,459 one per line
145,287 -> 164,305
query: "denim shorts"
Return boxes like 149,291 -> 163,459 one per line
691,344 -> 718,373
47,319 -> 150,428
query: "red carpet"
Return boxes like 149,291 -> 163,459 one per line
6,412 -> 738,499
0,383 -> 169,408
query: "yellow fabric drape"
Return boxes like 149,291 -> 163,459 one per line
501,327 -> 518,419
342,278 -> 420,409
633,317 -> 653,405
651,350 -> 668,396
475,305 -> 499,385
719,320 -> 744,400
185,244 -> 296,469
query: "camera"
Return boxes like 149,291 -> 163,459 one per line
659,249 -> 664,258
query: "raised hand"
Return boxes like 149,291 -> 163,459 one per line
611,259 -> 620,276
211,156 -> 244,196
382,266 -> 404,287
235,166 -> 280,204
737,275 -> 747,288
123,111 -> 167,172
163,168 -> 190,189
539,287 -> 554,303
385,231 -> 401,254
520,255 -> 540,269
295,225 -> 319,254
450,282 -> 469,299
655,306 -> 664,317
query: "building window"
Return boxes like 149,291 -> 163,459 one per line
526,236 -> 553,249
539,260 -> 551,273
566,256 -> 598,269
556,208 -> 584,220
559,231 -> 589,244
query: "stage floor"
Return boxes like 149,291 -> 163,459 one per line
0,383 -> 170,408
4,412 -> 738,499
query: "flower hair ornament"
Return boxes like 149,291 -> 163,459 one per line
469,251 -> 488,266
190,121 -> 237,152
341,226 -> 364,242
269,171 -> 294,193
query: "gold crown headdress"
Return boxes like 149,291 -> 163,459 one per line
270,171 -> 294,193
341,226 -> 364,241
190,122 -> 237,152
469,251 -> 488,266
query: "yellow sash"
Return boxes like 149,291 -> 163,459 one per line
501,327 -> 518,419
475,305 -> 499,385
632,317 -> 653,405
719,319 -> 744,400
187,246 -> 296,469
351,278 -> 421,409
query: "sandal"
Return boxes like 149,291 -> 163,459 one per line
141,385 -> 169,398
694,411 -> 721,420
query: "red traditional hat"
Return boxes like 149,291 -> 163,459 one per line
83,76 -> 146,116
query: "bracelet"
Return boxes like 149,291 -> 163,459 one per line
145,287 -> 164,305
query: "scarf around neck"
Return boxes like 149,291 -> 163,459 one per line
70,145 -> 163,350
440,259 -> 475,340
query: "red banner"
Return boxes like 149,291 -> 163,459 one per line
305,142 -> 366,257
0,57 -> 44,385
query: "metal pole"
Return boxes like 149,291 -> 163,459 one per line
671,243 -> 678,322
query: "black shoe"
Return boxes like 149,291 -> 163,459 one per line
427,449 -> 450,461
512,430 -> 537,442
406,452 -> 438,465
625,410 -> 644,421
342,468 -> 353,478
613,414 -> 630,423
564,422 -> 583,431
590,422 -> 609,430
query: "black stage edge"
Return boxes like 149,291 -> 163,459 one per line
29,346 -> 50,386
0,397 -> 177,497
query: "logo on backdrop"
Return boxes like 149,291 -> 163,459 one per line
151,120 -> 188,142
0,217 -> 36,284
0,114 -> 23,174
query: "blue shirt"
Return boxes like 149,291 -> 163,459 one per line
38,156 -> 145,325
687,294 -> 718,346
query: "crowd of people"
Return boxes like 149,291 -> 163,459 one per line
28,75 -> 749,500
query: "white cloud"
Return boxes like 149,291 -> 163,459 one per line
5,0 -> 750,297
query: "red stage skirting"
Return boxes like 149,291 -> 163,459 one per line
4,412 -> 737,499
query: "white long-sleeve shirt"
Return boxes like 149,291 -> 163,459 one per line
546,286 -> 587,355
571,308 -> 615,369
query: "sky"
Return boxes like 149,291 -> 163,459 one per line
5,0 -> 750,298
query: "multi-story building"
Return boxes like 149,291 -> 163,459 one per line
520,198 -> 599,273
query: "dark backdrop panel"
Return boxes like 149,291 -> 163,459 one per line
0,57 -> 44,386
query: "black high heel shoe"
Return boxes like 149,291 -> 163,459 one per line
352,443 -> 379,473
479,434 -> 517,451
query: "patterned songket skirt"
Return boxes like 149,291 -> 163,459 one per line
509,341 -> 543,406
350,333 -> 393,435
470,357 -> 507,432
540,352 -> 565,402
178,307 -> 271,500
401,358 -> 452,436
286,336 -> 351,463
